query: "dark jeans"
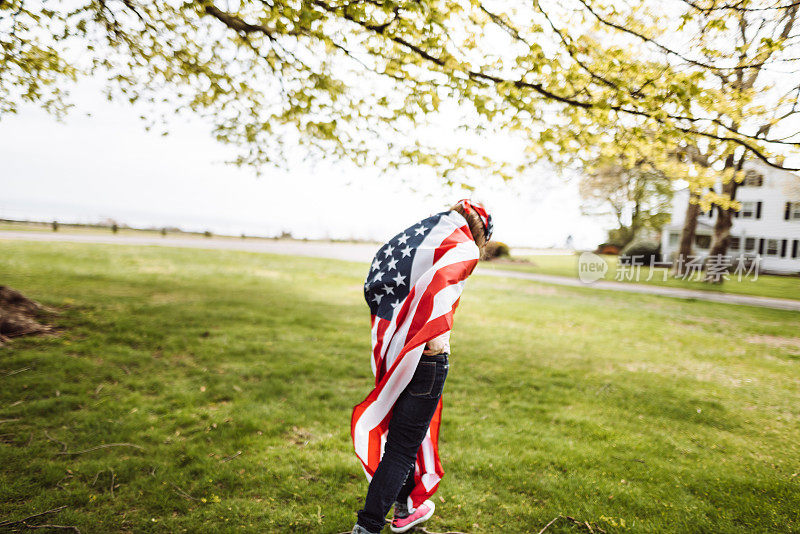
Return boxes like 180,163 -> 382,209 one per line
357,353 -> 449,533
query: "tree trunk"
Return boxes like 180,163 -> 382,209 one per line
618,227 -> 636,250
705,179 -> 738,283
674,192 -> 700,276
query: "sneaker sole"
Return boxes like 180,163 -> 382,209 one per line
389,502 -> 435,533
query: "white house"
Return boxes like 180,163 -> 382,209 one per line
661,161 -> 800,275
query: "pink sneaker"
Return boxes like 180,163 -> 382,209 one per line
390,500 -> 435,533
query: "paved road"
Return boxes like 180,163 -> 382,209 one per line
479,269 -> 800,312
2,230 -> 799,312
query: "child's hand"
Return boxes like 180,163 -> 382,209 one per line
423,331 -> 450,355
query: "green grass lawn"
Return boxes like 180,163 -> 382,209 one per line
1,240 -> 799,533
481,254 -> 800,301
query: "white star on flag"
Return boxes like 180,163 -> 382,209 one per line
373,271 -> 384,282
382,284 -> 394,295
390,300 -> 400,309
372,293 -> 383,304
392,273 -> 406,286
383,245 -> 394,257
414,225 -> 427,236
371,258 -> 381,271
386,257 -> 398,270
400,246 -> 412,257
396,233 -> 409,244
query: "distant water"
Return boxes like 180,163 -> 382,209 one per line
0,197 -> 286,238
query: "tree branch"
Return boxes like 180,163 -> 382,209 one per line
307,0 -> 799,170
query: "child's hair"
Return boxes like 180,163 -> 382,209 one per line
451,202 -> 488,256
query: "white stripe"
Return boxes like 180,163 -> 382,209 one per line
409,212 -> 464,287
370,319 -> 380,377
421,429 -> 435,479
421,472 -> 441,491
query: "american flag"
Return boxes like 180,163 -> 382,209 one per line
351,209 -> 480,508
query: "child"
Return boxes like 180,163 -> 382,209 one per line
351,200 -> 492,534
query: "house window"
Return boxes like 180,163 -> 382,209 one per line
765,239 -> 780,256
695,234 -> 711,249
745,237 -> 756,251
741,201 -> 756,218
729,237 -> 740,250
743,170 -> 763,187
785,201 -> 800,221
668,232 -> 679,247
739,201 -> 762,219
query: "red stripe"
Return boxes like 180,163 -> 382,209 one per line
433,225 -> 472,264
367,409 -> 394,471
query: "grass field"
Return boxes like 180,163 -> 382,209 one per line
482,254 -> 800,302
1,240 -> 799,533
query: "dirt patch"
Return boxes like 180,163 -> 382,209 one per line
745,335 -> 800,352
287,426 -> 314,446
0,286 -> 54,343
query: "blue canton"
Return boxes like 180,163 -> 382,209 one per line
364,212 -> 445,320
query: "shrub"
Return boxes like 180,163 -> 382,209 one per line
484,241 -> 511,260
619,241 -> 661,265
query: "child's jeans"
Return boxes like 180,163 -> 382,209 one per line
356,352 -> 449,533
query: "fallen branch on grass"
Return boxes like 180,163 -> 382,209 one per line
44,430 -> 68,453
222,450 -> 242,462
170,482 -> 199,502
538,516 -> 560,534
17,521 -> 81,532
0,505 -> 81,533
56,442 -> 144,456
3,367 -> 31,377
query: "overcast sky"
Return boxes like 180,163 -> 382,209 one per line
1,82 -> 609,248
